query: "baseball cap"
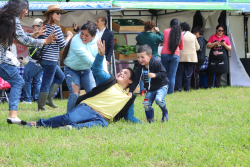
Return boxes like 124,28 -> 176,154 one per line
33,18 -> 43,26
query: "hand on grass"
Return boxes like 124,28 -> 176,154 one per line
148,73 -> 156,78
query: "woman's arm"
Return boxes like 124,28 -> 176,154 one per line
207,41 -> 219,49
195,38 -> 200,51
221,42 -> 231,51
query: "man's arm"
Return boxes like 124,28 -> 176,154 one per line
105,31 -> 114,62
124,103 -> 142,123
92,40 -> 111,86
129,65 -> 142,93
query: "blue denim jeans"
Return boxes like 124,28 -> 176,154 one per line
23,61 -> 43,102
39,60 -> 65,93
0,63 -> 24,110
64,66 -> 96,112
36,103 -> 108,129
161,54 -> 179,94
143,85 -> 168,111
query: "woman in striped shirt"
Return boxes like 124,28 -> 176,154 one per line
38,5 -> 73,111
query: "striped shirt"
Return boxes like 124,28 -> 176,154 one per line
40,24 -> 67,62
0,17 -> 44,66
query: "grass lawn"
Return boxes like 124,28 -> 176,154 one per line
0,87 -> 250,166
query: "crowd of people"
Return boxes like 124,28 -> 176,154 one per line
0,0 -> 232,129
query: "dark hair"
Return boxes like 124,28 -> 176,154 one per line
193,26 -> 204,36
43,12 -> 59,26
100,17 -> 107,25
0,0 -> 29,46
180,22 -> 191,31
169,19 -> 181,55
62,23 -> 97,62
216,25 -> 225,30
144,21 -> 155,31
81,22 -> 97,37
123,67 -> 135,83
137,44 -> 152,56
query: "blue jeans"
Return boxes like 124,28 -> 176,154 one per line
0,63 -> 24,110
36,103 -> 108,129
175,62 -> 195,91
143,85 -> 168,111
23,61 -> 43,102
39,60 -> 65,93
161,54 -> 179,94
64,66 -> 96,112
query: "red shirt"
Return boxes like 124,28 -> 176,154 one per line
161,28 -> 184,56
208,33 -> 231,46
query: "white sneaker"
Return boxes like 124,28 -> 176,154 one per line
59,125 -> 74,130
22,101 -> 32,104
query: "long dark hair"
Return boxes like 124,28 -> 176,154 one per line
62,22 -> 97,62
43,12 -> 59,26
0,0 -> 29,46
169,19 -> 181,55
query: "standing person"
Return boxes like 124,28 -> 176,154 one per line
175,22 -> 200,92
95,17 -> 114,70
192,26 -> 207,89
136,21 -> 163,95
161,19 -> 184,94
206,25 -> 231,88
38,5 -> 73,111
128,45 -> 169,123
136,21 -> 163,60
0,0 -> 56,125
22,18 -> 44,104
62,22 -> 98,112
24,40 -> 141,129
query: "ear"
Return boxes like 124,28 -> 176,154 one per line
128,79 -> 133,85
149,55 -> 152,59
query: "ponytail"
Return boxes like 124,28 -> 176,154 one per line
61,37 -> 73,63
168,19 -> 181,55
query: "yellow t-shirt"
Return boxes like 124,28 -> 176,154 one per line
82,83 -> 130,119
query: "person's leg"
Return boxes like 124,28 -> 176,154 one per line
154,85 -> 169,122
143,91 -> 156,123
139,78 -> 145,95
38,60 -> 57,110
80,68 -> 96,93
35,103 -> 107,128
32,63 -> 43,102
64,66 -> 81,112
0,63 -> 26,125
192,64 -> 201,90
215,74 -> 222,88
167,54 -> 179,94
46,65 -> 65,108
183,62 -> 195,91
207,74 -> 214,88
23,61 -> 36,103
175,62 -> 184,92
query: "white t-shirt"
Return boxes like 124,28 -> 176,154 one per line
96,27 -> 106,40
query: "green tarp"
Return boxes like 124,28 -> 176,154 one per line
112,1 -> 235,10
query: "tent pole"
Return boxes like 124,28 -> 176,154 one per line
227,12 -> 232,86
109,10 -> 117,76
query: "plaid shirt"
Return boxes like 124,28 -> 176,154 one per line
0,17 -> 44,66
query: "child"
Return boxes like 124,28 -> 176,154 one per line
128,44 -> 169,123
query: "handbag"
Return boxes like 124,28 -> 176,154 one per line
29,44 -> 51,61
0,77 -> 11,90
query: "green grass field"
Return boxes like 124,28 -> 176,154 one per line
0,87 -> 250,166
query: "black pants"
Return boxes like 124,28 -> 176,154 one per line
207,74 -> 222,88
175,62 -> 195,91
191,64 -> 202,90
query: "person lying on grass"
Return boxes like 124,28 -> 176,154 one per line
25,40 -> 142,129
128,45 -> 169,123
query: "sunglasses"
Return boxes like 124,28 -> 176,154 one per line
54,11 -> 62,15
218,30 -> 224,32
